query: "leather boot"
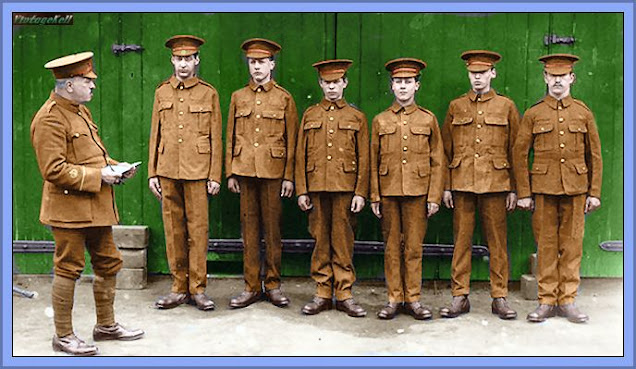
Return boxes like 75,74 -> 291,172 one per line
377,302 -> 400,320
93,322 -> 145,341
491,297 -> 517,320
155,292 -> 189,309
336,298 -> 367,317
404,301 -> 432,320
526,304 -> 556,322
301,296 -> 332,315
229,291 -> 262,308
52,333 -> 98,356
189,293 -> 216,311
557,303 -> 589,323
265,288 -> 290,308
439,295 -> 470,318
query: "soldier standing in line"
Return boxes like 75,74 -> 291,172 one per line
148,35 -> 222,311
369,58 -> 444,320
514,54 -> 602,323
439,50 -> 520,320
31,51 -> 144,356
295,59 -> 369,317
225,38 -> 298,309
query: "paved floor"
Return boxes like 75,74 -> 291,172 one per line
12,275 -> 624,357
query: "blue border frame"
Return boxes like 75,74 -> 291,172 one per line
2,2 -> 633,368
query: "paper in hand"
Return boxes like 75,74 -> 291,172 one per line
108,161 -> 142,176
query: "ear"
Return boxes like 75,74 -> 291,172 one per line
414,80 -> 421,91
571,72 -> 576,84
543,71 -> 550,84
491,68 -> 497,79
270,59 -> 276,70
194,55 -> 200,66
342,78 -> 349,89
66,79 -> 74,92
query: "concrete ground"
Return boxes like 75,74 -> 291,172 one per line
12,275 -> 623,357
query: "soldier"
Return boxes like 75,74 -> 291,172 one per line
440,50 -> 520,320
148,35 -> 222,311
30,51 -> 144,356
370,58 -> 443,320
225,38 -> 298,308
513,54 -> 602,323
295,59 -> 369,317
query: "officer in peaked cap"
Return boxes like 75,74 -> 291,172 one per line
370,58 -> 443,320
296,59 -> 369,317
148,35 -> 222,311
514,53 -> 602,323
225,38 -> 298,309
31,51 -> 144,355
439,50 -> 521,320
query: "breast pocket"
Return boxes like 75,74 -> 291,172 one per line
568,120 -> 588,150
379,123 -> 397,154
483,115 -> 508,147
532,119 -> 554,151
262,109 -> 286,137
234,105 -> 252,135
190,102 -> 213,134
303,120 -> 323,150
69,130 -> 102,164
410,124 -> 431,154
338,119 -> 360,151
451,115 -> 473,147
158,100 -> 173,122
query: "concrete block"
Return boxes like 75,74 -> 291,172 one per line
521,274 -> 538,300
120,249 -> 147,269
529,253 -> 538,276
116,268 -> 147,290
113,225 -> 149,250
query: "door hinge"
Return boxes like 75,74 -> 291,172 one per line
544,34 -> 575,46
112,44 -> 144,55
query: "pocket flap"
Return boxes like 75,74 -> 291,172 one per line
379,162 -> 388,175
232,144 -> 242,156
159,101 -> 173,111
235,106 -> 252,117
190,104 -> 213,113
379,124 -> 397,135
568,122 -> 588,133
410,125 -> 431,135
158,141 -> 165,154
262,109 -> 285,119
484,115 -> 508,126
492,157 -> 510,169
574,162 -> 589,174
448,156 -> 462,169
304,120 -> 322,130
306,161 -> 316,172
452,116 -> 473,125
418,162 -> 431,177
533,120 -> 553,134
343,160 -> 357,173
197,141 -> 211,153
530,163 -> 548,174
339,120 -> 361,131
271,147 -> 286,158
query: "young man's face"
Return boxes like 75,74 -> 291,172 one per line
391,77 -> 419,103
468,68 -> 496,93
171,54 -> 199,80
248,57 -> 275,84
67,76 -> 96,104
544,71 -> 575,98
318,77 -> 348,101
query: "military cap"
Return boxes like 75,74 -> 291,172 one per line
44,51 -> 97,79
312,59 -> 353,82
384,58 -> 427,78
539,53 -> 579,75
460,50 -> 502,72
240,38 -> 281,59
165,35 -> 205,56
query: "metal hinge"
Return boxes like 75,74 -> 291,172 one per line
544,34 -> 575,46
599,240 -> 623,252
111,44 -> 143,55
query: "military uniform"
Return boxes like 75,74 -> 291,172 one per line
225,39 -> 298,301
148,36 -> 222,306
31,52 -> 142,356
441,51 -> 520,303
513,54 -> 602,318
369,58 -> 443,320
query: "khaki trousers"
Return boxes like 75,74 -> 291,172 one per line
532,194 -> 586,305
380,196 -> 428,303
238,176 -> 283,292
159,177 -> 209,295
450,192 -> 509,298
308,192 -> 356,301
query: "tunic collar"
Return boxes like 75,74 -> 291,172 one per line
319,98 -> 347,110
169,75 -> 199,89
390,101 -> 418,115
467,88 -> 496,102
249,79 -> 275,92
543,94 -> 573,109
51,91 -> 81,113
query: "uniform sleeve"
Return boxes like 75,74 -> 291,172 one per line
441,105 -> 454,191
294,112 -> 309,196
148,91 -> 161,179
225,94 -> 237,179
512,111 -> 534,199
209,89 -> 223,183
584,110 -> 603,198
369,115 -> 381,203
31,114 -> 102,193
507,101 -> 521,192
427,114 -> 444,205
354,113 -> 370,199
283,94 -> 299,182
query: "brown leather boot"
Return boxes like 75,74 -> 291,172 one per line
404,302 -> 432,320
377,302 -> 400,320
93,323 -> 145,341
336,298 -> 367,317
155,292 -> 189,309
265,288 -> 290,308
302,296 -> 332,315
526,304 -> 556,322
557,304 -> 589,323
229,291 -> 262,308
491,297 -> 517,320
189,293 -> 216,311
52,333 -> 98,356
439,295 -> 470,318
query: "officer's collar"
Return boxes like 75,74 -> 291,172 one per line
51,91 -> 81,113
390,101 -> 418,115
467,88 -> 496,102
249,79 -> 275,92
543,94 -> 573,109
169,75 -> 199,89
319,98 -> 347,110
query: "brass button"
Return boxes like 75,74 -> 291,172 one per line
199,107 -> 203,112
541,127 -> 545,131
329,117 -> 334,121
351,161 -> 356,165
478,110 -> 483,115
256,100 -> 261,105
503,163 -> 507,167
558,106 -> 563,110
403,146 -> 408,151
559,117 -> 564,122
329,129 -> 334,134
403,135 -> 408,140
63,190 -> 69,195
560,143 -> 565,148
560,130 -> 565,135
254,142 -> 259,147
78,112 -> 82,116
477,97 -> 481,101
402,159 -> 407,164
477,124 -> 482,129
179,111 -> 184,116
74,133 -> 80,138
256,114 -> 261,119
179,98 -> 184,102
257,87 -> 262,92
178,124 -> 183,129
179,86 -> 184,90
255,127 -> 260,132
476,138 -> 481,143
327,155 -> 332,160
403,120 -> 407,125
560,158 -> 565,163
327,142 -> 333,147
330,106 -> 334,111
475,153 -> 480,158
178,138 -> 183,143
